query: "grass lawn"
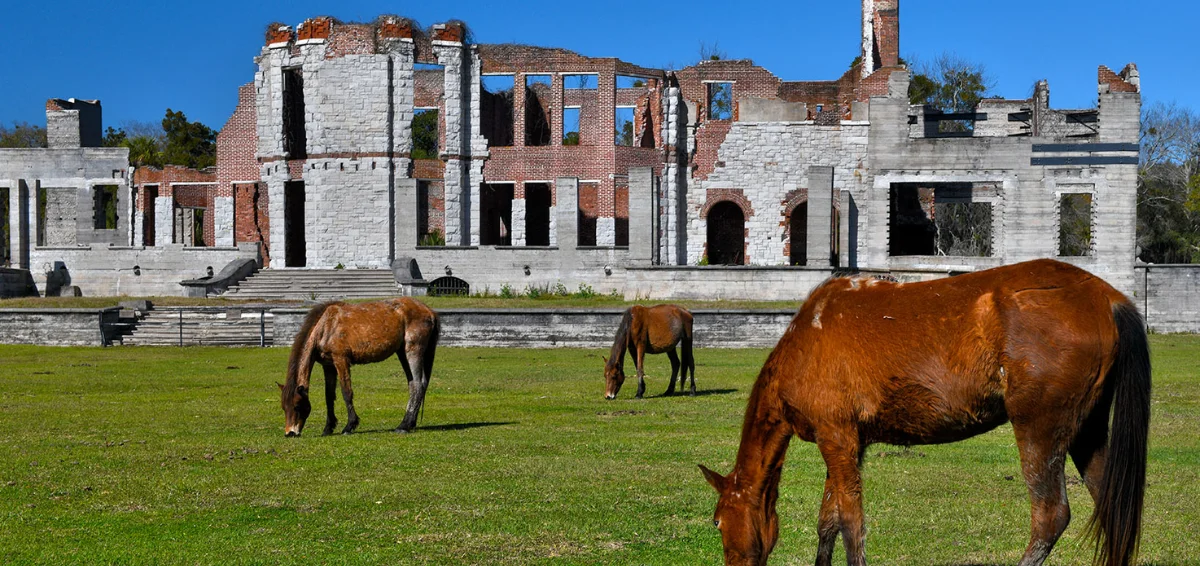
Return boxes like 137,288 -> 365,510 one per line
0,336 -> 1196,565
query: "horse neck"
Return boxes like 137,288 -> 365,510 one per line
608,313 -> 632,369
730,378 -> 793,497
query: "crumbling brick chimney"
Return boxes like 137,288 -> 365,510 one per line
45,98 -> 102,149
861,0 -> 900,78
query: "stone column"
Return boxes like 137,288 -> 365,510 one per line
155,196 -> 174,246
628,168 -> 655,265
510,197 -> 526,246
213,196 -> 234,247
132,188 -> 144,247
556,177 -> 578,256
807,166 -> 834,267
434,40 -> 468,246
839,189 -> 858,268
394,178 -> 418,253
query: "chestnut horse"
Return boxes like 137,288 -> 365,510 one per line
700,259 -> 1150,566
604,304 -> 695,399
279,298 -> 439,437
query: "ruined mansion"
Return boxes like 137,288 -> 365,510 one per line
0,1 -> 1146,301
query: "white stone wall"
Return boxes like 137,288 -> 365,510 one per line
213,196 -> 234,247
689,122 -> 870,265
302,160 -> 392,268
307,55 -> 392,155
43,188 -> 77,246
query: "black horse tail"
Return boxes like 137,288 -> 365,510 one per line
1089,300 -> 1151,566
284,302 -> 334,394
418,311 -> 440,426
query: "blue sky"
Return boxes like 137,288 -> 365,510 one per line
0,0 -> 1195,130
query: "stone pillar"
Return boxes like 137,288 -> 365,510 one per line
596,217 -> 615,247
839,189 -> 858,268
213,196 -> 235,247
155,196 -> 174,246
8,182 -> 27,268
661,86 -> 688,265
807,166 -> 835,267
510,197 -> 526,246
395,178 -> 418,253
434,41 -> 468,246
628,168 -> 655,265
21,181 -> 34,268
132,190 -> 143,247
556,177 -> 578,255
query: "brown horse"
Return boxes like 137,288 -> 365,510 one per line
279,298 -> 439,437
700,259 -> 1150,566
604,304 -> 695,399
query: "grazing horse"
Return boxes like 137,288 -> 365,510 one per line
700,259 -> 1150,566
604,304 -> 695,399
279,298 -> 440,437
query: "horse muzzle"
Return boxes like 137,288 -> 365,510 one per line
605,393 -> 616,400
285,430 -> 300,438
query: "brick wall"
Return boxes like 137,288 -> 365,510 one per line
217,83 -> 266,262
132,165 -> 218,246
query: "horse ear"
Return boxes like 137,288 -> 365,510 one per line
276,382 -> 284,390
699,464 -> 727,492
602,356 -> 608,364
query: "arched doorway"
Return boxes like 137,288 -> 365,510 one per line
789,202 -> 807,266
706,201 -> 745,265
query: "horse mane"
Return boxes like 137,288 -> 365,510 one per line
607,308 -> 633,371
283,302 -> 336,397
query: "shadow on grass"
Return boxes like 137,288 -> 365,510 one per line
650,388 -> 738,399
356,421 -> 517,434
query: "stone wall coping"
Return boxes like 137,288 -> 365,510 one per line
0,307 -> 120,314
1136,264 -> 1200,269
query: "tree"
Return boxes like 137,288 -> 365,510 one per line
161,109 -> 216,169
908,53 -> 993,111
102,127 -> 127,147
0,122 -> 47,148
1138,102 -> 1200,263
699,41 -> 727,62
411,110 -> 439,160
908,53 -> 993,134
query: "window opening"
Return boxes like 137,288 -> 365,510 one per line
524,183 -> 551,246
706,201 -> 745,265
562,107 -> 581,146
480,183 -> 514,246
888,183 -> 994,257
412,108 -> 439,159
614,107 -> 636,146
1059,193 -> 1093,257
707,82 -> 733,120
481,75 -> 514,147
282,68 -> 307,159
93,185 -> 118,230
524,75 -> 553,146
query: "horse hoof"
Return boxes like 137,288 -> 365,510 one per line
394,427 -> 413,434
322,430 -> 334,436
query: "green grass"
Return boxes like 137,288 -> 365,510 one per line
0,337 -> 1197,565
0,295 -> 801,311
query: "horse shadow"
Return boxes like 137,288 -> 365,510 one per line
650,388 -> 737,399
356,421 -> 516,434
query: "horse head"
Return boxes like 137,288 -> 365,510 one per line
278,382 -> 311,437
700,464 -> 780,566
602,356 -> 625,400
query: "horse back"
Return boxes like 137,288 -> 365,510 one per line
631,304 -> 692,354
774,259 -> 1128,445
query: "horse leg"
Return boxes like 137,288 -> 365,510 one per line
814,472 -> 841,566
1012,424 -> 1072,566
816,435 -> 867,566
1069,389 -> 1113,504
396,349 -> 427,433
321,362 -> 338,436
634,346 -> 647,399
334,357 -> 359,434
664,348 -> 680,396
684,338 -> 696,396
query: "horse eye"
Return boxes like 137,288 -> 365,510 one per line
712,519 -> 720,528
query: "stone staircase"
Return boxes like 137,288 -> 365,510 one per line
223,269 -> 401,301
122,307 -> 275,346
